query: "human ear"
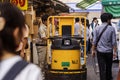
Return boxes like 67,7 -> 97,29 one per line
0,17 -> 5,31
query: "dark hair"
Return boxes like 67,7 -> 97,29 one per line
81,18 -> 90,28
42,14 -> 49,22
92,17 -> 97,22
0,3 -> 25,56
86,19 -> 90,28
101,13 -> 113,23
81,18 -> 85,23
75,17 -> 79,22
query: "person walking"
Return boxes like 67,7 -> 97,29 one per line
89,17 -> 99,41
86,19 -> 91,54
92,13 -> 117,80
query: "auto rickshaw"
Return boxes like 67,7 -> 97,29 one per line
45,16 -> 87,80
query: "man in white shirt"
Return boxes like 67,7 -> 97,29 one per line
39,14 -> 49,40
74,17 -> 81,36
38,15 -> 49,75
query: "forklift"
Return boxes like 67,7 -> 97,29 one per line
45,16 -> 87,80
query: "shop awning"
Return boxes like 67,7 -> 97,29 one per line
76,0 -> 98,9
102,0 -> 120,18
66,1 -> 102,12
102,0 -> 120,6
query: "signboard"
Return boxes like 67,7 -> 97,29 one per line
102,0 -> 120,6
10,0 -> 28,10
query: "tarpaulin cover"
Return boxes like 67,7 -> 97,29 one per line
102,0 -> 120,18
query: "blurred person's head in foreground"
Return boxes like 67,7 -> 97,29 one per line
0,2 -> 25,60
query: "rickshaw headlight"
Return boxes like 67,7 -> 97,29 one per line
64,40 -> 71,46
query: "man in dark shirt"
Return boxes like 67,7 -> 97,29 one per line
92,13 -> 117,80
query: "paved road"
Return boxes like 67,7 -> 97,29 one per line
87,54 -> 119,80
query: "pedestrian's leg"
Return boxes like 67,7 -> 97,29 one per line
88,39 -> 90,53
81,40 -> 84,57
86,41 -> 88,54
97,52 -> 106,80
88,39 -> 91,54
106,53 -> 113,80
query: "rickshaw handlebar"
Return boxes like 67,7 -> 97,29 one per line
48,36 -> 84,40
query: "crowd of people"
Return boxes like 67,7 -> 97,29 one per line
38,13 -> 119,80
74,13 -> 119,80
74,17 -> 99,56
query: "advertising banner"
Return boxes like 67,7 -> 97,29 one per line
10,0 -> 28,10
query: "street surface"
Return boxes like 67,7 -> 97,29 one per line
87,54 -> 119,80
